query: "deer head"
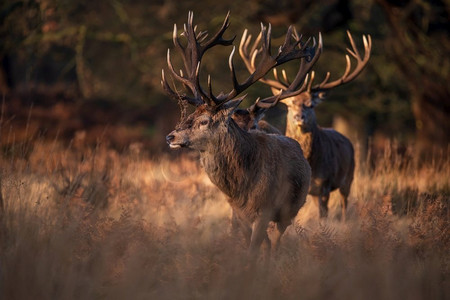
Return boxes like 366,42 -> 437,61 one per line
166,100 -> 243,151
278,88 -> 325,132
231,99 -> 268,131
163,11 -> 317,148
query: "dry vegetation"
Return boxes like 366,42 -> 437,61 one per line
0,137 -> 449,300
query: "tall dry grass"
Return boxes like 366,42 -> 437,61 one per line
0,138 -> 448,300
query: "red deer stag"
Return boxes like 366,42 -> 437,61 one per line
240,30 -> 372,220
163,12 -> 318,253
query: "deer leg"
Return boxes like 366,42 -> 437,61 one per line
271,220 -> 290,254
249,216 -> 270,254
230,209 -> 240,235
311,195 -> 322,218
232,211 -> 252,246
318,193 -> 330,218
264,233 -> 271,250
229,207 -> 254,246
338,190 -> 348,222
241,222 -> 253,247
262,232 -> 272,262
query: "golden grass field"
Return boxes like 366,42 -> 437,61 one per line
0,138 -> 448,300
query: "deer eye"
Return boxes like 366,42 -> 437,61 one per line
199,119 -> 209,126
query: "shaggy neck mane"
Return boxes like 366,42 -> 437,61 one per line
200,119 -> 258,201
285,112 -> 320,161
286,112 -> 342,178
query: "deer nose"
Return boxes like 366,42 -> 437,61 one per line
166,134 -> 175,144
294,114 -> 303,123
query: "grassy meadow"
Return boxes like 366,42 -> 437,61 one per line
0,138 -> 448,300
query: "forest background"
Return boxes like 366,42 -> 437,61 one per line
1,0 -> 448,157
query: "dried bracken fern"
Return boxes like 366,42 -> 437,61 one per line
0,139 -> 448,300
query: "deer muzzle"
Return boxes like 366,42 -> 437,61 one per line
294,114 -> 303,126
166,132 -> 189,149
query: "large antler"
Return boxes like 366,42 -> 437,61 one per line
162,11 -> 235,106
239,27 -> 323,108
224,24 -> 318,102
161,11 -> 317,108
241,31 -> 371,109
310,31 -> 371,92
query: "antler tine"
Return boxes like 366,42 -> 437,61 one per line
172,22 -> 199,92
318,72 -> 331,86
251,32 -> 262,57
292,27 -> 303,44
239,24 -> 317,94
282,69 -> 290,85
272,68 -> 291,87
238,29 -> 253,72
166,47 -> 209,105
307,71 -> 316,91
255,32 -> 323,108
166,49 -> 195,95
161,69 -> 178,99
272,68 -> 290,87
219,23 -> 277,101
312,31 -> 372,91
288,34 -> 322,89
197,30 -> 209,43
238,25 -> 323,109
263,23 -> 272,54
161,69 -> 204,106
163,12 -> 239,107
257,73 -> 311,109
200,11 -> 235,53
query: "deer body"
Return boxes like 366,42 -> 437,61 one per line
284,104 -> 354,219
202,123 -> 309,219
167,104 -> 310,252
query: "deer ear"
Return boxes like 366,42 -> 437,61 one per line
280,97 -> 293,106
304,98 -> 312,107
219,96 -> 245,117
310,91 -> 326,107
250,105 -> 266,123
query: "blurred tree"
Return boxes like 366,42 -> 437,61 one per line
375,0 -> 450,157
0,1 -> 41,94
250,0 -> 315,26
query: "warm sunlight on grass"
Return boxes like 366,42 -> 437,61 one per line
0,140 -> 448,299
